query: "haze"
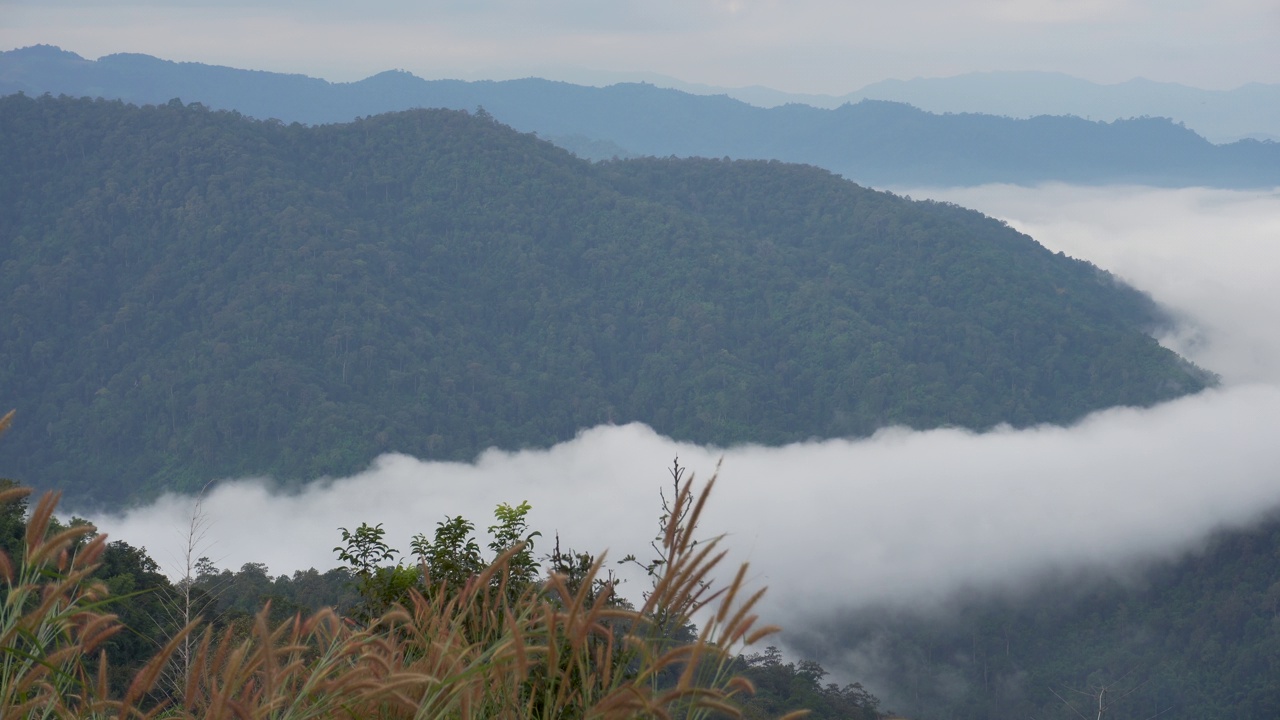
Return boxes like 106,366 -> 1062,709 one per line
92,185 -> 1280,650
3,0 -> 1277,93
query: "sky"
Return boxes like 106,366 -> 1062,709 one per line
92,185 -> 1280,666
3,0 -> 1279,93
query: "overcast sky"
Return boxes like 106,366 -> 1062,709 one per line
3,0 -> 1278,93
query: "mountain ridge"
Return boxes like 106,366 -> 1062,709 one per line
3,46 -> 1277,189
0,93 -> 1209,507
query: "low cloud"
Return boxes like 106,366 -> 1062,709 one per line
91,387 -> 1280,632
91,185 -> 1280,660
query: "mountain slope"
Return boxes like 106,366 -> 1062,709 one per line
581,70 -> 1280,144
3,46 -> 1278,189
844,71 -> 1280,144
0,94 -> 1208,507
796,511 -> 1280,719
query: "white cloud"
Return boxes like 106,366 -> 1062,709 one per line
90,186 -> 1280,657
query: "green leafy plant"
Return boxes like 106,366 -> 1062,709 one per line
0,422 -> 788,719
412,515 -> 485,591
334,522 -> 417,621
488,500 -> 541,587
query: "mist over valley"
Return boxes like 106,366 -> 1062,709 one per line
5,1 -> 1280,715
86,183 -> 1280,716
2,51 -> 1279,718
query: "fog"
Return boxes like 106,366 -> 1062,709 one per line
91,185 -> 1280,655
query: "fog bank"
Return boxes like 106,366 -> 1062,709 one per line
91,185 -> 1280,645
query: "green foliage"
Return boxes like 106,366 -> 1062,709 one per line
335,503 -> 543,618
0,468 -> 803,719
547,535 -> 627,613
0,479 -> 26,560
0,94 -> 1211,508
814,512 -> 1280,720
412,515 -> 485,591
0,487 -> 122,714
189,560 -> 359,629
93,539 -> 178,698
735,647 -> 880,720
334,521 -> 396,576
334,522 -> 413,619
488,500 -> 541,586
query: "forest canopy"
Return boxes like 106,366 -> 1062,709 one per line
0,94 -> 1211,507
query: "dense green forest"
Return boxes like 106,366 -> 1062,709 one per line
793,511 -> 1280,720
0,452 -> 882,719
3,45 -> 1278,188
0,93 -> 1210,507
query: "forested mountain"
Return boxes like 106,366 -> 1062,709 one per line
3,45 -> 1278,188
573,70 -> 1280,144
841,72 -> 1280,144
0,94 -> 1209,508
795,510 -> 1280,720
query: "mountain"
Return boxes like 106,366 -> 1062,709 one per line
555,70 -> 1280,145
843,71 -> 1280,144
588,71 -> 1280,145
0,94 -> 1209,507
794,510 -> 1280,719
3,46 -> 1278,189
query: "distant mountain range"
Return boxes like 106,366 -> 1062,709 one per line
3,45 -> 1277,189
670,71 -> 1280,145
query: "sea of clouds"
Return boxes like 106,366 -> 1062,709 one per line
91,184 -> 1280,654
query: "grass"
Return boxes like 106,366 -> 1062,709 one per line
0,421 -> 793,719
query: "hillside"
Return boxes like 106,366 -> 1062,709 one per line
843,71 -> 1280,144
586,71 -> 1280,144
795,511 -> 1280,720
3,46 -> 1278,189
0,94 -> 1208,507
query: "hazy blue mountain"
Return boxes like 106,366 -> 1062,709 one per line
610,70 -> 1280,145
845,71 -> 1280,144
3,46 -> 1277,188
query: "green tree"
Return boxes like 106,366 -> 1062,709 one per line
334,522 -> 417,619
488,500 -> 541,587
412,515 -> 484,590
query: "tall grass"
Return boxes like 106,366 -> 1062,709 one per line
0,431 -> 791,719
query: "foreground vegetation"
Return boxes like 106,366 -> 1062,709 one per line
1,407 -> 878,718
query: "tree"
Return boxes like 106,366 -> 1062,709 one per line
411,515 -> 484,590
487,500 -> 541,587
621,456 -> 712,637
1050,668 -> 1170,720
334,521 -> 416,619
0,450 -> 797,717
